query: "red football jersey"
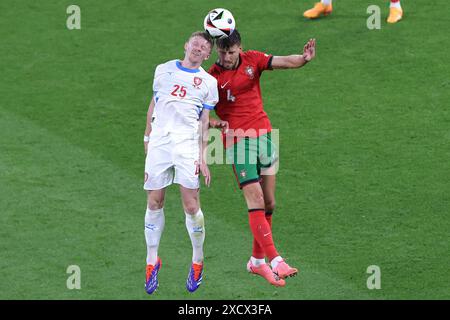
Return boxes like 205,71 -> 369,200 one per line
208,50 -> 273,145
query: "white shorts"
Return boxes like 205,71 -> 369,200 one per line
144,132 -> 200,190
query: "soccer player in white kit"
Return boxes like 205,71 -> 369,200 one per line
142,31 -> 221,294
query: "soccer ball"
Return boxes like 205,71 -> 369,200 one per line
203,8 -> 236,39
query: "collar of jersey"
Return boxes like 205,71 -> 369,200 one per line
176,60 -> 200,73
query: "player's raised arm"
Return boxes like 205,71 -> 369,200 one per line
144,96 -> 155,154
271,38 -> 316,69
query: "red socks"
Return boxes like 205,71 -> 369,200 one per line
249,209 -> 278,261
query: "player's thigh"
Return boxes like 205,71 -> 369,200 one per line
227,137 -> 259,188
144,140 -> 174,190
258,132 -> 279,174
147,189 -> 166,210
242,181 -> 265,209
173,136 -> 200,190
179,185 -> 200,214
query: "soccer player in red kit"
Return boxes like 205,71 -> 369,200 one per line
208,30 -> 316,286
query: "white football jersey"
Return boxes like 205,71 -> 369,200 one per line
151,59 -> 218,135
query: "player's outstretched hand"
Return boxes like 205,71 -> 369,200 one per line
303,38 -> 316,62
199,162 -> 211,187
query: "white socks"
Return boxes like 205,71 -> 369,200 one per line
270,256 -> 283,269
390,1 -> 402,9
185,209 -> 205,264
251,257 -> 266,267
145,208 -> 165,265
145,207 -> 205,265
321,0 -> 332,6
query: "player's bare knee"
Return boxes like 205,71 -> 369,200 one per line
182,195 -> 199,214
147,191 -> 165,210
148,202 -> 163,210
184,203 -> 199,215
147,197 -> 164,210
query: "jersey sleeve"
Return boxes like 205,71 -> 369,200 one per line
152,64 -> 164,97
247,50 -> 273,73
203,77 -> 219,110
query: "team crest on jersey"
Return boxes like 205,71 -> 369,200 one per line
245,66 -> 255,79
240,170 -> 247,178
193,77 -> 202,89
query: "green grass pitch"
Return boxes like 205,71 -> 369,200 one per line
0,0 -> 449,299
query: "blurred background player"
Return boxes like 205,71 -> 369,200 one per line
143,31 -> 220,294
303,0 -> 403,24
208,30 -> 316,287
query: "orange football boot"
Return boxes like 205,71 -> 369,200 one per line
247,260 -> 286,287
304,2 -> 333,19
387,7 -> 403,24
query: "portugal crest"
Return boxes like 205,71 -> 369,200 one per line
193,77 -> 202,88
245,65 -> 255,79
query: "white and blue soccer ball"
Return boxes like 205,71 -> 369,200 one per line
203,8 -> 236,39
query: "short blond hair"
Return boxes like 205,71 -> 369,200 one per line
188,31 -> 214,52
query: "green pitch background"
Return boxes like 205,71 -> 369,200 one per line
1,0 -> 449,299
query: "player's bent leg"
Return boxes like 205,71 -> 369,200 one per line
180,186 -> 205,292
244,182 -> 299,280
243,183 -> 286,285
